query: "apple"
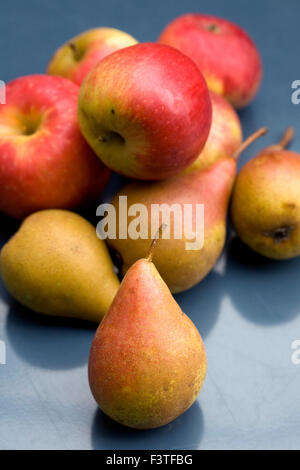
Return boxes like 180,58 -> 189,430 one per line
0,74 -> 110,219
159,14 -> 262,109
78,43 -> 212,180
47,27 -> 138,86
186,91 -> 243,172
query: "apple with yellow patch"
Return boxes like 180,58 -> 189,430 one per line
0,75 -> 110,219
47,27 -> 138,85
78,43 -> 212,180
159,14 -> 262,108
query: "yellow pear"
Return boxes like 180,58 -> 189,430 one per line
231,128 -> 300,259
0,209 -> 120,322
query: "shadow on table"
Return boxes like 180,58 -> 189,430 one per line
0,213 -> 20,247
91,400 -> 204,450
0,275 -> 11,306
175,269 -> 225,340
238,104 -> 261,134
5,299 -> 95,370
78,172 -> 130,225
225,236 -> 300,325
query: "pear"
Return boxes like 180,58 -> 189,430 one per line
107,128 -> 267,293
88,235 -> 207,429
0,210 -> 120,322
231,128 -> 300,259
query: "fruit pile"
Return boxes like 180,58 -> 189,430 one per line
0,14 -> 299,430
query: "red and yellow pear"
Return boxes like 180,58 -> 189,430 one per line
88,235 -> 207,429
107,128 -> 267,293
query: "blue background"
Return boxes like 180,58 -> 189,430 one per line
1,0 -> 300,450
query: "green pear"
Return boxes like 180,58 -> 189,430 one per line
0,209 -> 120,322
231,128 -> 300,259
88,237 -> 207,429
107,129 -> 267,293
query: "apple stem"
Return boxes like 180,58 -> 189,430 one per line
98,131 -> 125,145
206,23 -> 220,33
98,135 -> 110,143
277,127 -> 294,149
69,42 -> 81,61
147,224 -> 167,262
233,127 -> 268,160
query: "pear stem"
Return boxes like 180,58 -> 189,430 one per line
277,127 -> 294,149
233,127 -> 268,160
147,224 -> 167,262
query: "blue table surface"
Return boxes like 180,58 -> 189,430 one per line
1,0 -> 300,450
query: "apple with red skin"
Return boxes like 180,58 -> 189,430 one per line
0,75 -> 110,219
78,43 -> 212,180
47,28 -> 138,86
159,14 -> 262,109
187,91 -> 243,172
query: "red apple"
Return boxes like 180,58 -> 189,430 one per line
47,28 -> 138,86
159,14 -> 262,109
78,43 -> 212,180
0,75 -> 110,219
